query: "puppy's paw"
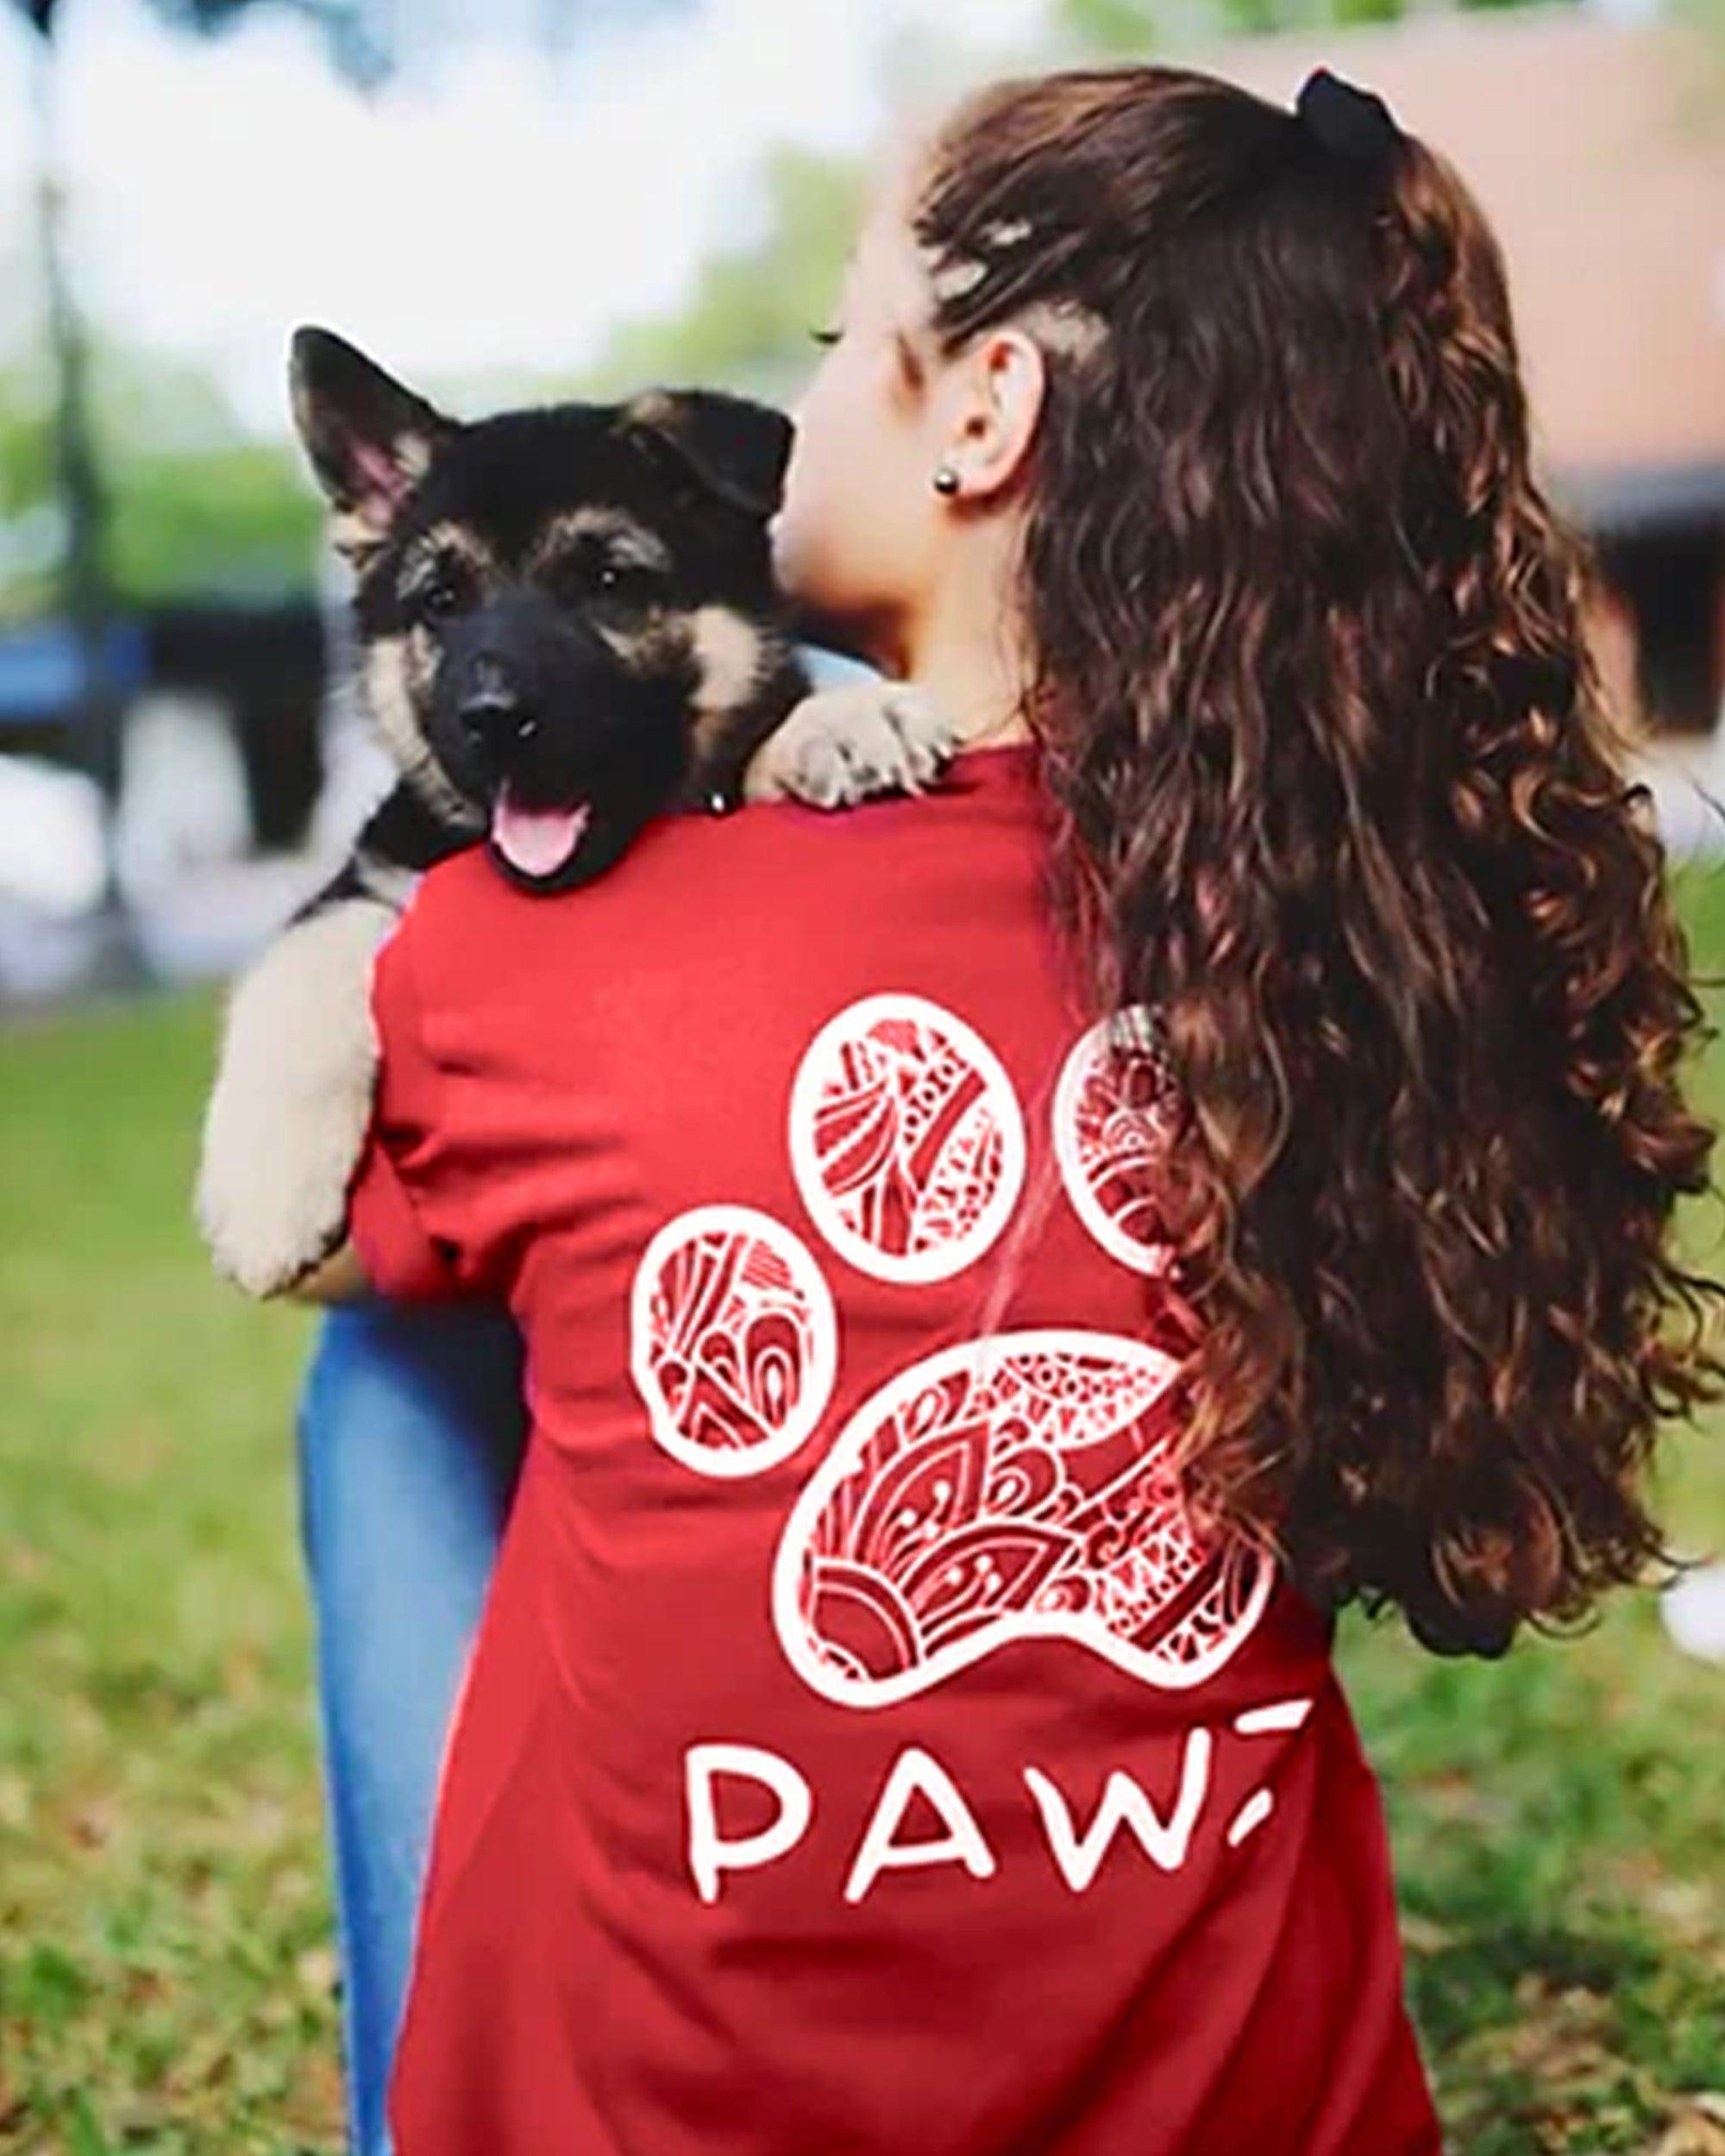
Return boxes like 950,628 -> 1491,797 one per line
195,900 -> 395,1297
743,680 -> 964,809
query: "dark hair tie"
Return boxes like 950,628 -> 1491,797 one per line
1294,66 -> 1402,175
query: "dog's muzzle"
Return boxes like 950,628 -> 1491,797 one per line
440,614 -> 621,881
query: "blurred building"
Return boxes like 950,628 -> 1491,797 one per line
1192,3 -> 1724,743
0,600 -> 324,847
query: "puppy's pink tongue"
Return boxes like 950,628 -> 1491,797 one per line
492,788 -> 591,879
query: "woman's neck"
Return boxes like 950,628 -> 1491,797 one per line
895,585 -> 1037,751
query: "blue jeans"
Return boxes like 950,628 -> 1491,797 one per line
296,1296 -> 529,2156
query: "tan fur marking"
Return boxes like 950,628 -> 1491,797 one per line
689,605 -> 762,718
593,615 -> 697,676
329,507 -> 385,567
687,705 -> 735,775
682,606 -> 766,777
362,634 -> 479,827
398,523 -> 494,605
527,506 -> 673,579
411,521 -> 493,570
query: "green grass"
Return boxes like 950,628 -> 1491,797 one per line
3,870 -> 1725,2155
0,992 -> 336,2154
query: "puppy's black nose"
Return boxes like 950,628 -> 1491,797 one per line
459,690 -> 540,761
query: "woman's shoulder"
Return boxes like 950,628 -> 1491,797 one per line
396,743 -> 1050,980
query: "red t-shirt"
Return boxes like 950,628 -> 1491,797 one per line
350,736 -> 1445,2156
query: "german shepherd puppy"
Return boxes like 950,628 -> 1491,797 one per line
196,328 -> 959,1295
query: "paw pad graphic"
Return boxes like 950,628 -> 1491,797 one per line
787,993 -> 1026,1283
1051,1003 -> 1187,1277
630,1205 -> 837,1479
630,993 -> 1272,1710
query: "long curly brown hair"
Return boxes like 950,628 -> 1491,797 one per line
907,62 -> 1725,1656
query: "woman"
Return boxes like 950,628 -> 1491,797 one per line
298,59 -> 1723,2153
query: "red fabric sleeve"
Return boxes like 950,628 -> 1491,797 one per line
345,911 -> 475,1304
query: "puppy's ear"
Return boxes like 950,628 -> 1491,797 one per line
290,327 -> 457,563
618,389 -> 792,520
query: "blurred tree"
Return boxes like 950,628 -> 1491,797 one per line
8,0 -> 645,91
96,348 -> 320,605
1,0 -> 692,926
0,334 -> 322,619
0,348 -> 56,542
0,341 -> 69,623
402,142 -> 869,435
11,0 -> 125,935
1053,0 -> 1586,43
132,0 -> 389,84
579,145 -> 868,405
1670,0 -> 1725,63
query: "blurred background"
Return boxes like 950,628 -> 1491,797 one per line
2,1 -> 1722,2151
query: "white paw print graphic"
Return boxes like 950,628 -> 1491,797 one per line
629,993 -> 1274,1711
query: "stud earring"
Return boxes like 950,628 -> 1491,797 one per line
932,465 -> 961,496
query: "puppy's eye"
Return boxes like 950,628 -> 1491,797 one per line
808,325 -> 841,348
414,572 -> 468,622
595,561 -> 661,599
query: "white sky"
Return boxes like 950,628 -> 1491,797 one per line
0,0 -> 1049,435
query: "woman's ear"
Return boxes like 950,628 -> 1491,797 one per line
618,388 -> 794,520
947,327 -> 1047,503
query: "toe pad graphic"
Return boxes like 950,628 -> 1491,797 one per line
1052,1006 -> 1184,1278
787,992 -> 1026,1283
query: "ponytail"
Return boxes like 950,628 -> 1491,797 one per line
907,62 -> 1725,1654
